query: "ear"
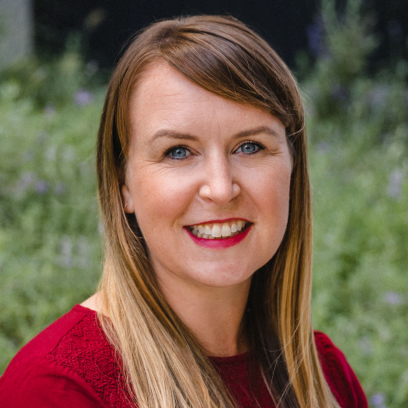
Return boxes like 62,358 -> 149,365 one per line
121,184 -> 135,213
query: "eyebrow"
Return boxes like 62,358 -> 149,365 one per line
150,125 -> 280,142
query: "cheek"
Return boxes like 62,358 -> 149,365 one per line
253,174 -> 291,269
267,172 -> 291,211
246,165 -> 291,233
247,162 -> 291,202
130,168 -> 197,232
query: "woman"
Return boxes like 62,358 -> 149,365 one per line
0,15 -> 368,408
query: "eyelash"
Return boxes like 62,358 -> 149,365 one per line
164,141 -> 265,160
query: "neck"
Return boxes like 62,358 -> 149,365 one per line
158,276 -> 252,357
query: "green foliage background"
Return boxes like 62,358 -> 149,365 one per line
0,2 -> 407,407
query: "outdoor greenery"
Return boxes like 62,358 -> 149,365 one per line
0,1 -> 407,407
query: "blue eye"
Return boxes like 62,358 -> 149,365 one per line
236,142 -> 262,154
167,146 -> 190,159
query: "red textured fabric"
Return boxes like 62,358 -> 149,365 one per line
0,305 -> 368,408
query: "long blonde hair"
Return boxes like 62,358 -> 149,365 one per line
96,15 -> 340,408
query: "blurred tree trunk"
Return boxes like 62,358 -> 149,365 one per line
0,0 -> 33,68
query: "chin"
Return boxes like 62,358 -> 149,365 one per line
185,263 -> 257,288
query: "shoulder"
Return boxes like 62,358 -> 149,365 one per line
0,305 -> 130,408
0,354 -> 106,408
314,330 -> 368,408
2,305 -> 94,367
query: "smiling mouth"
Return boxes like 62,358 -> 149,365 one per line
187,220 -> 250,240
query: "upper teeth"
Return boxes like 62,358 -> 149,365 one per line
190,220 -> 247,239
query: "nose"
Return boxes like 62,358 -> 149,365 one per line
198,154 -> 240,205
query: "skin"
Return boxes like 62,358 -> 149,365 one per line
84,62 -> 292,357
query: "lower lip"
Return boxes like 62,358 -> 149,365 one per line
185,225 -> 252,249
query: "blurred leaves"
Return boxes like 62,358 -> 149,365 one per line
0,33 -> 101,108
305,2 -> 408,407
0,1 -> 407,407
299,0 -> 408,138
0,49 -> 104,370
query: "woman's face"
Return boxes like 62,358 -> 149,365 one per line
122,62 -> 292,293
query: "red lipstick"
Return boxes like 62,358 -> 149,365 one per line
185,224 -> 252,249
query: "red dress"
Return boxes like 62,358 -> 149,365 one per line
0,305 -> 368,407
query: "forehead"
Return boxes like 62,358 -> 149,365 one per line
128,62 -> 284,141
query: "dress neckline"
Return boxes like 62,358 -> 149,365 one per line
74,304 -> 249,363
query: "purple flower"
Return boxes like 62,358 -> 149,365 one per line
22,150 -> 34,163
359,337 -> 373,355
15,171 -> 37,196
15,171 -> 36,193
54,182 -> 66,195
44,103 -> 56,117
86,60 -> 99,75
77,236 -> 91,267
36,180 -> 48,194
368,85 -> 389,111
388,20 -> 403,40
60,236 -> 73,267
387,169 -> 404,199
74,89 -> 94,106
316,141 -> 330,154
370,392 -> 386,408
384,291 -> 403,305
306,22 -> 325,57
331,84 -> 349,103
